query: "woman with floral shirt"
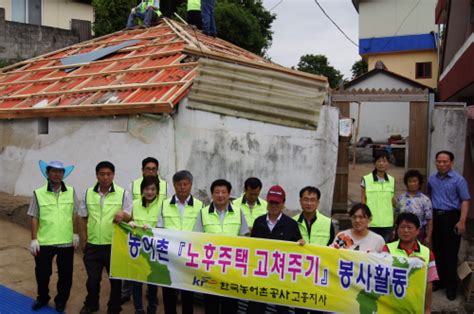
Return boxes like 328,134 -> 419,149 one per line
396,169 -> 433,245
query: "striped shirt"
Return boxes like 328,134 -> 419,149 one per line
427,170 -> 470,210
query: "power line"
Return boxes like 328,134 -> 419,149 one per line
269,0 -> 283,12
314,0 -> 358,47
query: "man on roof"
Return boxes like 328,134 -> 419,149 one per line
127,0 -> 162,29
28,160 -> 80,312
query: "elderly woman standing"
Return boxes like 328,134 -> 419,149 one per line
395,169 -> 433,246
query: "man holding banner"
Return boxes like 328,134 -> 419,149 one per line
193,179 -> 249,314
294,186 -> 335,246
384,212 -> 438,314
248,185 -> 302,314
79,161 -> 133,314
159,170 -> 203,314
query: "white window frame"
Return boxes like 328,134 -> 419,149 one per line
10,0 -> 43,25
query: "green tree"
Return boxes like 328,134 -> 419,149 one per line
92,0 -> 137,37
296,54 -> 343,88
351,59 -> 368,79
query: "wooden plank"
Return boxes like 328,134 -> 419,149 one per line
184,46 -> 328,84
332,94 -> 429,102
0,49 -> 184,76
408,101 -> 429,171
332,136 -> 350,214
0,61 -> 197,87
332,101 -> 350,117
0,102 -> 173,119
0,81 -> 189,100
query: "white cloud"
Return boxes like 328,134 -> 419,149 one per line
262,0 -> 360,78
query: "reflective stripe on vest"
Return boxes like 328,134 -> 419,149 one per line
35,184 -> 74,245
132,177 -> 167,201
187,0 -> 201,11
162,196 -> 203,231
201,204 -> 241,236
294,211 -> 331,246
132,196 -> 163,227
364,173 -> 395,227
386,240 -> 430,264
233,196 -> 267,228
140,0 -> 162,16
86,184 -> 124,245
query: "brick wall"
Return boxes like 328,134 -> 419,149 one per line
0,8 -> 91,63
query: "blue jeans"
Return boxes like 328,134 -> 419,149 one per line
132,282 -> 158,312
127,8 -> 157,28
201,0 -> 217,36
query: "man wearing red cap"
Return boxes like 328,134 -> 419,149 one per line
248,185 -> 302,314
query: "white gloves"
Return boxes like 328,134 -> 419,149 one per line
73,234 -> 80,249
30,239 -> 40,256
129,221 -> 137,228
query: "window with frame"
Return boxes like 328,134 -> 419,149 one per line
415,62 -> 432,79
12,0 -> 42,25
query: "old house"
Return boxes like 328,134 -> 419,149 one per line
0,19 -> 338,213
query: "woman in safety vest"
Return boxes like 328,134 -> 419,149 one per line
129,176 -> 164,314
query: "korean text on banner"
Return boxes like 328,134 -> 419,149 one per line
110,223 -> 426,313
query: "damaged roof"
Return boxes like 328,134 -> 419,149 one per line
0,18 -> 328,121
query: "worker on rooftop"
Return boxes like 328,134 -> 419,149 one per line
127,0 -> 162,29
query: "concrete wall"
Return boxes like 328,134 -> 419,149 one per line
174,101 -> 339,214
0,0 -> 93,30
367,50 -> 438,88
0,102 -> 339,215
428,106 -> 467,176
0,7 -> 90,62
358,0 -> 437,38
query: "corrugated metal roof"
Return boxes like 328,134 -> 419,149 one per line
0,18 -> 327,120
187,59 -> 328,129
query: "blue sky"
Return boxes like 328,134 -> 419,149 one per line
261,0 -> 361,78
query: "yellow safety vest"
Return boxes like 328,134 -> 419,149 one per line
132,196 -> 164,227
35,183 -> 74,246
386,240 -> 430,264
294,211 -> 331,246
131,176 -> 167,201
201,203 -> 242,236
140,0 -> 162,16
86,183 -> 125,245
233,195 -> 267,228
162,195 -> 203,231
187,0 -> 201,11
364,172 -> 395,227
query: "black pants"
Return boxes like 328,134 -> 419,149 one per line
247,301 -> 289,314
432,210 -> 461,292
133,282 -> 158,312
83,243 -> 122,312
34,246 -> 74,306
204,294 -> 237,314
187,10 -> 202,30
163,287 -> 194,314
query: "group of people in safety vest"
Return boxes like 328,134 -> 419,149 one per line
126,0 -> 217,37
27,149 -> 469,314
